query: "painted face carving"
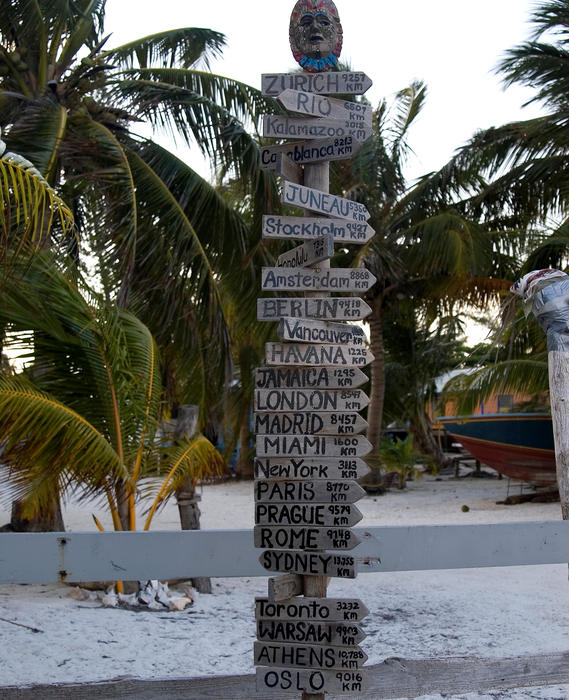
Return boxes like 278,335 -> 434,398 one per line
290,0 -> 343,73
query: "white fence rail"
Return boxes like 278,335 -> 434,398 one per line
1,520 -> 568,584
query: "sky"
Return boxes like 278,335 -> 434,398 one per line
104,0 -> 545,181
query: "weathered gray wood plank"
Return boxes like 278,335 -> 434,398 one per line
6,652 -> 569,698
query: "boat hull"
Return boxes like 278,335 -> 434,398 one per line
438,414 -> 556,486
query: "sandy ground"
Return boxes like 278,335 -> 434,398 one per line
2,470 -> 569,698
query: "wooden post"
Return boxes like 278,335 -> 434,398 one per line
512,270 -> 569,565
302,160 -> 330,700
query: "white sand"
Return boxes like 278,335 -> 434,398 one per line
2,471 -> 569,698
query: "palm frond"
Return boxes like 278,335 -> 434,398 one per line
0,372 -> 126,514
101,28 -> 226,70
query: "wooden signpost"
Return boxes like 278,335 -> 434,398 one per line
255,367 -> 369,390
261,267 -> 376,293
254,478 -> 367,503
278,318 -> 364,345
254,388 -> 370,412
263,115 -> 372,142
256,620 -> 366,646
255,503 -> 363,527
259,550 -> 360,578
260,138 -> 363,169
255,5 -> 374,696
254,642 -> 368,669
277,89 -> 373,126
254,457 -> 370,481
265,342 -> 374,367
262,216 -> 374,245
261,71 -> 373,96
256,597 -> 369,622
276,235 -> 334,269
282,182 -> 370,222
257,297 -> 372,322
253,412 -> 368,436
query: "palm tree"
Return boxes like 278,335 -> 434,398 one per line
0,251 -> 225,533
336,82 -> 520,475
0,0 -> 278,428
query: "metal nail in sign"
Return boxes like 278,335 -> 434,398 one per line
261,266 -> 376,293
277,89 -> 373,126
260,138 -> 363,169
263,215 -> 374,245
256,668 -> 368,696
257,297 -> 372,322
254,457 -> 371,481
261,71 -> 372,96
254,367 -> 369,390
263,115 -> 372,143
254,388 -> 370,412
276,234 -> 334,269
278,318 -> 365,345
253,412 -> 368,436
282,182 -> 370,222
265,342 -> 374,367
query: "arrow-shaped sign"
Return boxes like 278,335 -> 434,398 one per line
277,89 -> 373,126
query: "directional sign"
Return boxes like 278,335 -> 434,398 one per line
256,435 -> 372,459
256,667 -> 367,695
266,342 -> 374,367
254,641 -> 368,670
255,367 -> 368,390
263,115 -> 371,142
278,318 -> 364,345
255,503 -> 363,528
276,234 -> 334,269
255,479 -> 366,503
277,89 -> 373,126
260,138 -> 363,169
258,297 -> 372,322
256,597 -> 369,623
254,526 -> 362,551
262,71 -> 373,96
270,152 -> 303,185
254,388 -> 370,412
263,215 -> 374,244
253,412 -> 367,436
283,182 -> 370,222
260,551 -> 359,579
261,266 -> 376,293
254,457 -> 370,481
257,619 -> 366,646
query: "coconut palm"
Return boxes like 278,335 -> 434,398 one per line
0,251 -> 225,532
335,82 -> 520,473
0,0 -> 278,427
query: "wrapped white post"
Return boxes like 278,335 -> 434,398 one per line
513,270 -> 569,519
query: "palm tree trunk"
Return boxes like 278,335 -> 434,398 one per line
235,402 -> 253,479
364,300 -> 386,489
409,409 -> 448,467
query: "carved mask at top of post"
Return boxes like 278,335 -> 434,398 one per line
289,0 -> 343,73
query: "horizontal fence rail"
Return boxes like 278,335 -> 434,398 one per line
5,653 -> 569,699
1,520 -> 569,584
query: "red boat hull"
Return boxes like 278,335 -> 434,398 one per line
438,414 -> 556,487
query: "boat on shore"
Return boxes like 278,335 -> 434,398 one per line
437,413 -> 556,486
